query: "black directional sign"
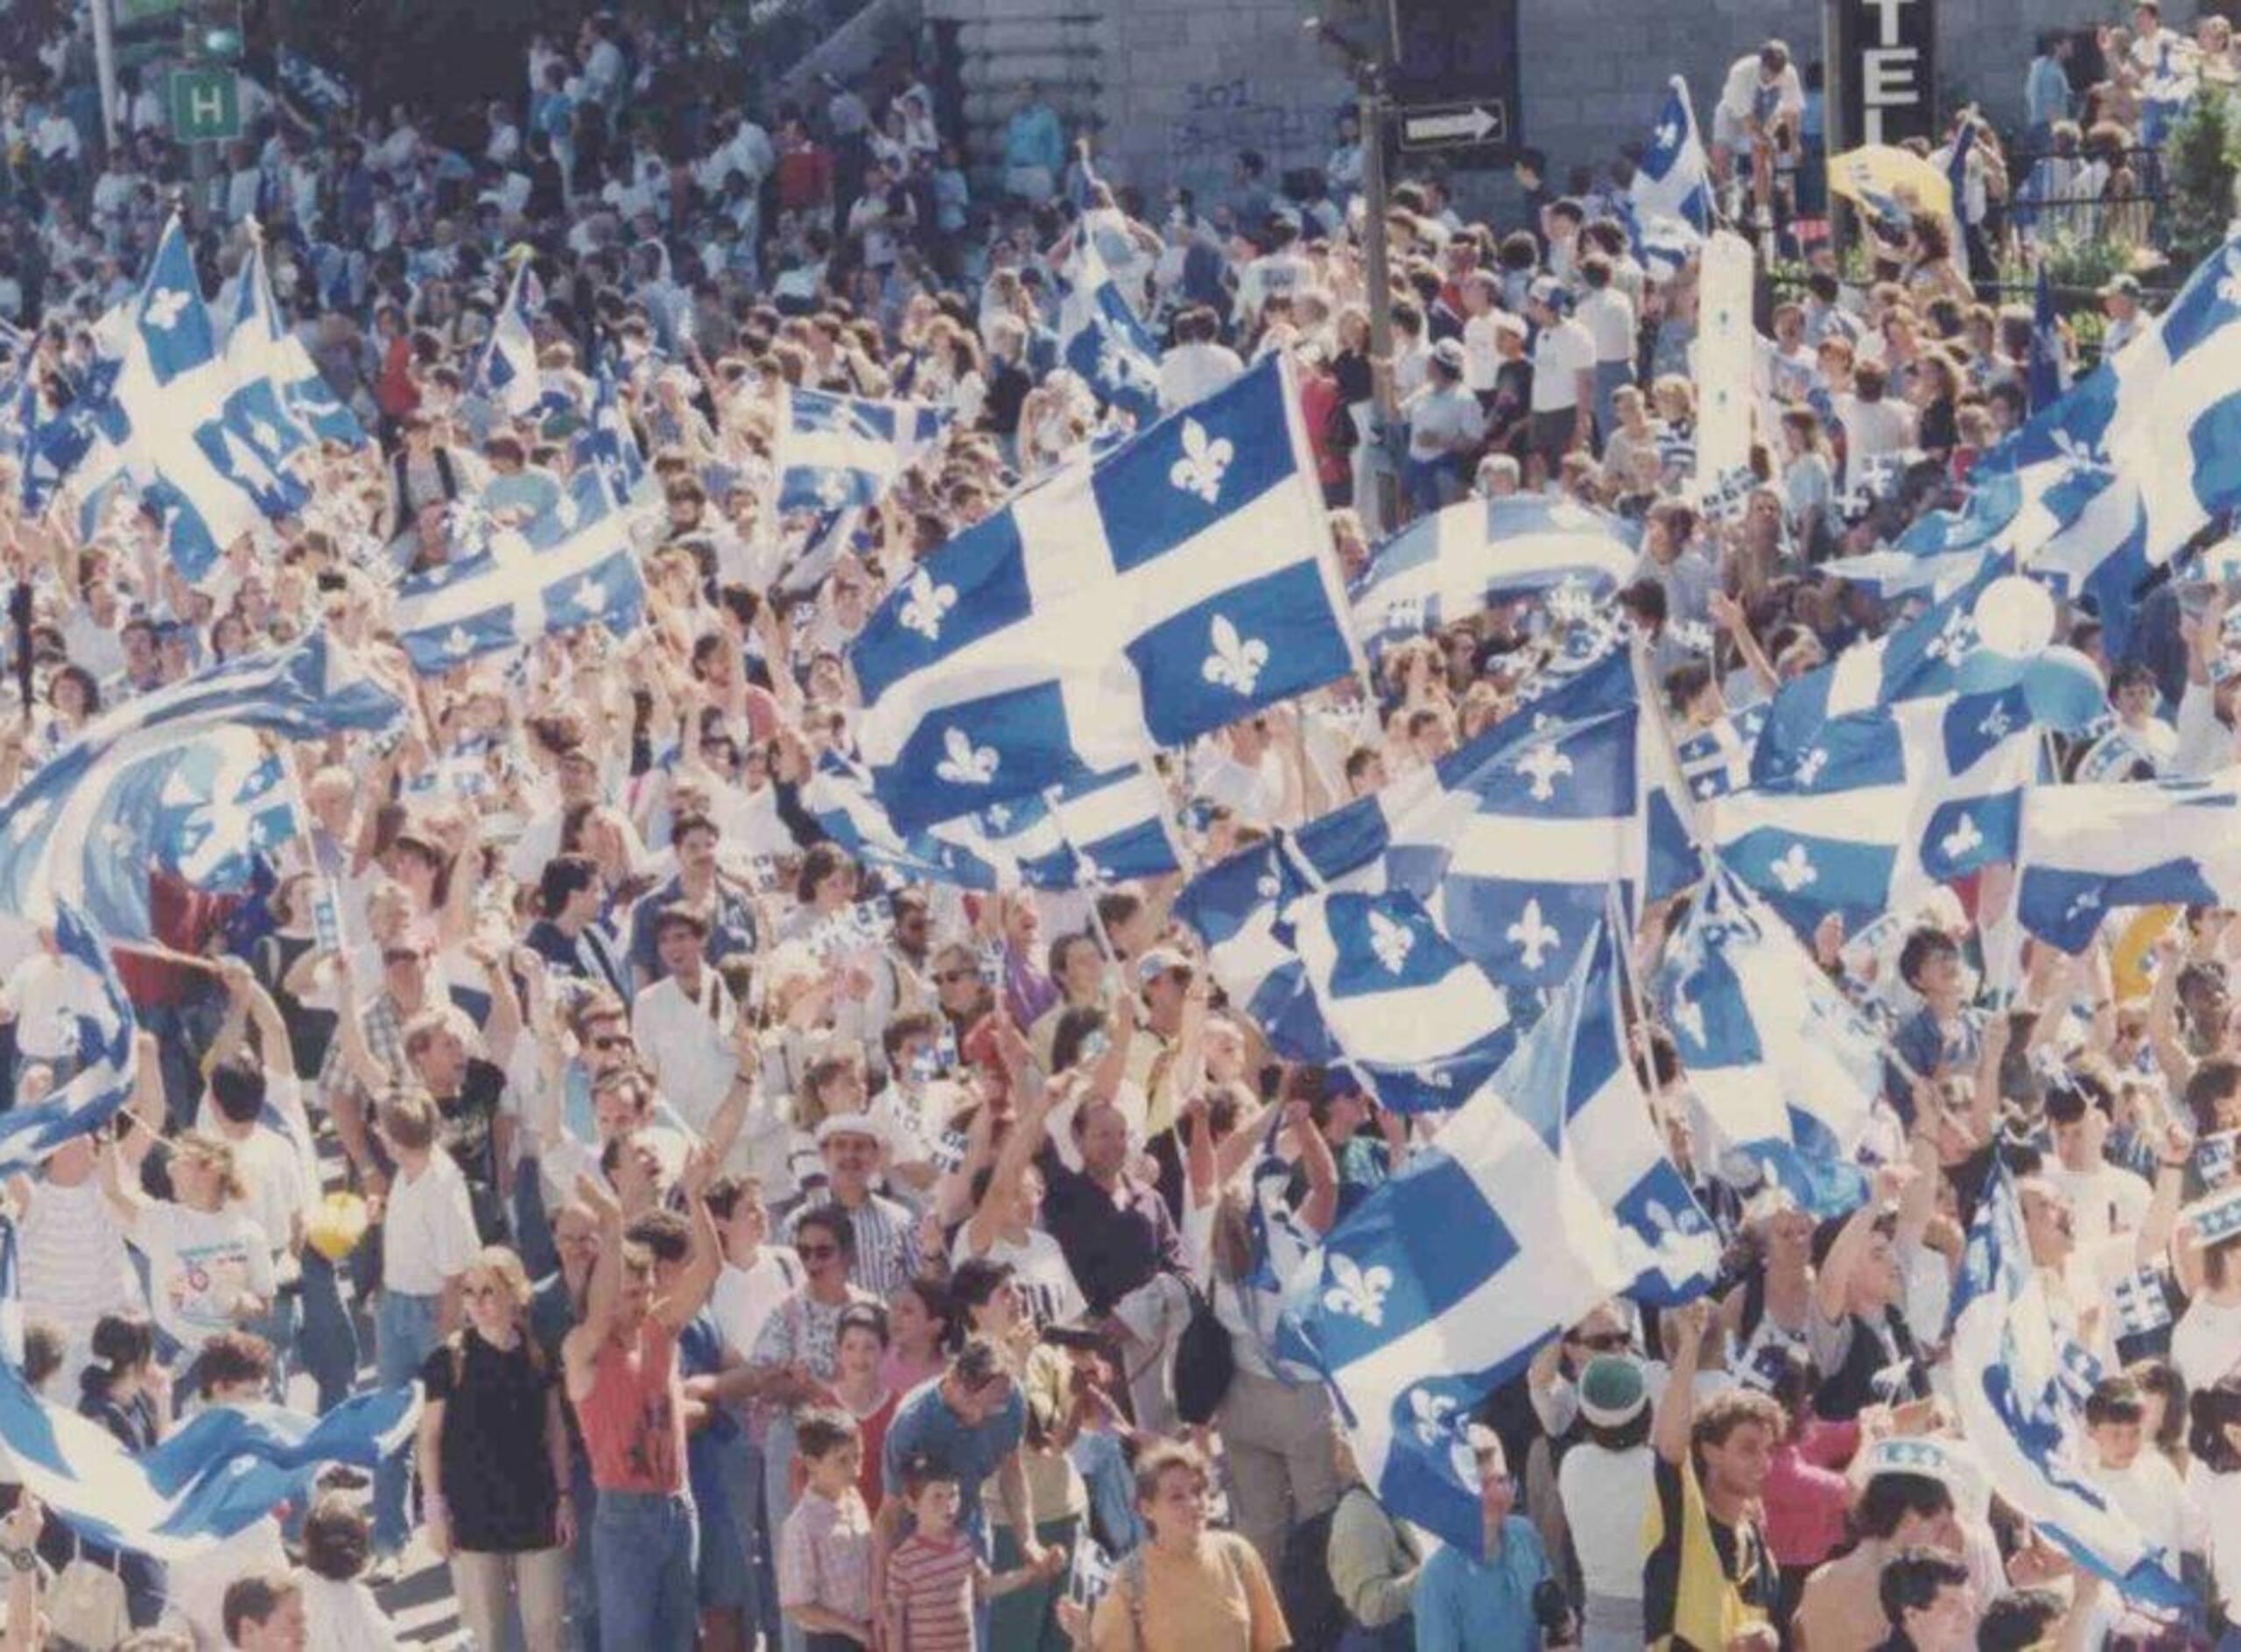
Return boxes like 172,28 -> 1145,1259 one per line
1387,0 -> 1521,161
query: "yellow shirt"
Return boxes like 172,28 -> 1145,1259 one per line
1088,1530 -> 1289,1652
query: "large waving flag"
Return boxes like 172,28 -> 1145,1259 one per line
474,256 -> 544,417
849,356 -> 1363,831
807,752 -> 1180,892
1660,861 -> 1879,1215
1058,239 -> 1162,423
1628,75 -> 1714,235
776,386 -> 952,516
2013,767 -> 2241,953
0,901 -> 137,1174
227,235 -> 362,448
0,1362 -> 418,1562
1706,687 -> 2041,931
0,636 -> 401,936
1491,921 -> 1721,1303
394,468 -> 646,672
1347,495 -> 1641,661
580,358 -> 649,501
1276,1065 -> 1631,1554
1177,647 -> 1690,1001
1949,1166 -> 2193,1609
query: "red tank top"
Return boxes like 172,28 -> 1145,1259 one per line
575,1318 -> 686,1495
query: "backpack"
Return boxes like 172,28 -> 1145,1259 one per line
1170,1281 -> 1234,1426
1116,1536 -> 1247,1649
1323,393 -> 1359,458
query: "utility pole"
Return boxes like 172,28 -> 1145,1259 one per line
1309,8 -> 1400,521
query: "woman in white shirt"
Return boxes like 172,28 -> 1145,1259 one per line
1556,1355 -> 1655,1651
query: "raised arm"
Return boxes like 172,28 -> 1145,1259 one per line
1654,1297 -> 1712,1465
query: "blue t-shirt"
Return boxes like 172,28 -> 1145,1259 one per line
880,1376 -> 1027,1557
1412,1516 -> 1549,1652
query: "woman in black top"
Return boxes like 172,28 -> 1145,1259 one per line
416,1245 -> 574,1652
76,1313 -> 166,1627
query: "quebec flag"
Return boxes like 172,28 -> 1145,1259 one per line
474,257 -> 544,417
1177,645 -> 1694,1001
394,467 -> 646,673
0,899 -> 137,1175
1948,1166 -> 2193,1610
1058,239 -> 1162,423
1628,75 -> 1714,234
0,638 -> 400,938
225,235 -> 362,448
776,386 -> 952,516
1348,494 -> 1641,661
1277,1053 -> 1632,1554
1487,921 -> 1721,1304
1661,860 -> 1879,1216
192,379 -> 313,521
2013,767 -> 2241,953
850,355 -> 1362,831
133,218 -> 220,388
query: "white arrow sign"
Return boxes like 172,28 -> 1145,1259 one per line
1401,103 -> 1501,146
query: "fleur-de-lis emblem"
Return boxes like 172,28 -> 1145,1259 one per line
816,469 -> 852,510
1979,702 -> 2013,740
1255,872 -> 1282,900
2065,888 -> 2103,922
144,287 -> 192,332
1794,747 -> 1830,787
1769,843 -> 1818,893
899,567 -> 957,643
1507,898 -> 1561,971
1202,615 -> 1268,696
2049,427 -> 2111,473
249,418 -> 283,453
985,802 -> 1014,831
1514,741 -> 1573,801
1654,118 -> 1681,151
1169,417 -> 1233,503
552,492 -> 581,533
934,728 -> 999,786
442,625 -> 475,659
569,574 -> 609,616
1926,608 -> 1978,666
1366,907 -> 1416,975
2219,244 -> 2241,309
1324,1254 -> 1394,1325
1940,812 -> 1984,862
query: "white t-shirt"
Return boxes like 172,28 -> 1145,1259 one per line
134,1200 -> 275,1354
19,1175 -> 142,1374
166,1515 -> 288,1647
951,1226 -> 1087,1330
2049,1161 -> 2151,1251
1575,287 -> 1636,365
712,1248 -> 803,1361
1558,1442 -> 1654,1600
2171,1292 -> 2241,1392
1529,320 -> 1596,413
2187,1457 -> 2241,1613
380,1154 -> 481,1297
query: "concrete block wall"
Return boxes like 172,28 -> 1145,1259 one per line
923,0 -> 2196,212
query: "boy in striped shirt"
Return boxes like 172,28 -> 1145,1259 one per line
883,1452 -> 1066,1649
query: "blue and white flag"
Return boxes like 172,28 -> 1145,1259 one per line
808,753 -> 1179,893
580,359 -> 649,500
1058,240 -> 1162,424
1629,75 -> 1714,235
1942,119 -> 1977,281
147,732 -> 301,894
1489,921 -> 1721,1303
133,219 -> 220,388
0,901 -> 137,1175
0,1220 -> 21,1367
1661,861 -> 1879,1214
474,257 -> 544,417
277,47 -> 353,118
1276,1063 -> 1632,1554
0,636 -> 402,937
1707,687 -> 2041,931
776,386 -> 951,516
850,356 -> 1364,830
394,467 -> 646,673
2013,768 -> 2241,953
1347,495 -> 1641,661
0,1362 -> 418,1562
1177,647 -> 1690,999
1948,1165 -> 2192,1608
1178,863 -> 1518,1113
226,236 -> 362,449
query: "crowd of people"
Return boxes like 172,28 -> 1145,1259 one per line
0,3 -> 2230,1651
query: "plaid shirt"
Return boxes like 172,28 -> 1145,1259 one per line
318,988 -> 412,1110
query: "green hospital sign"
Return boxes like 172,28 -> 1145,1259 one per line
169,67 -> 241,144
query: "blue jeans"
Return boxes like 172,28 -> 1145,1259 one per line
296,1248 -> 359,1415
372,1290 -> 440,1554
592,1489 -> 698,1652
566,1452 -> 601,1650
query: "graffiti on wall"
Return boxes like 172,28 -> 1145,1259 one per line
1165,75 -> 1319,172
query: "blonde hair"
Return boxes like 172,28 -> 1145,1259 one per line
172,1130 -> 247,1203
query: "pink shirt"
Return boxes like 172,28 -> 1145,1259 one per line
1762,1417 -> 1860,1568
